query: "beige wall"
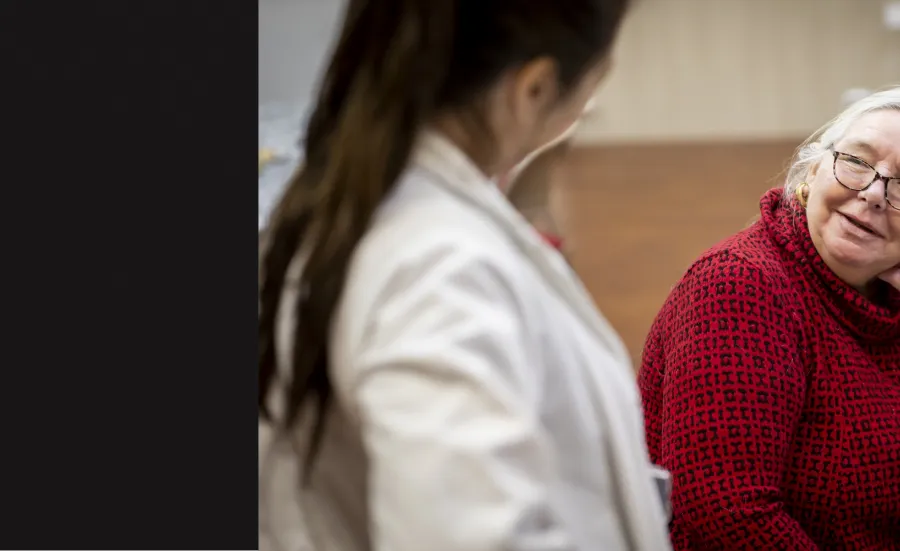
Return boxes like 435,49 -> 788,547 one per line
575,0 -> 900,144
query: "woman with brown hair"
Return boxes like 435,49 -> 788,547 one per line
258,1 -> 672,549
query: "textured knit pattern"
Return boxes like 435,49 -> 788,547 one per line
639,188 -> 900,550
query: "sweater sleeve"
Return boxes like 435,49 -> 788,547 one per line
649,252 -> 819,549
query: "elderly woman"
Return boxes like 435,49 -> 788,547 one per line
639,86 -> 900,549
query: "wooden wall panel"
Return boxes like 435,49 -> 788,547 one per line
555,140 -> 803,367
575,0 -> 900,144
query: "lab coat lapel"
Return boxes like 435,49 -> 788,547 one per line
412,131 -> 632,369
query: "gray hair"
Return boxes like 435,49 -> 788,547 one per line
784,86 -> 900,203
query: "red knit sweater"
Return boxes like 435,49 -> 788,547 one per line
639,188 -> 900,550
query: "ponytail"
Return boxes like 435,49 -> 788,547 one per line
258,0 -> 455,472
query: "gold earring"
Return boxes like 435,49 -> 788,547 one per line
795,182 -> 809,208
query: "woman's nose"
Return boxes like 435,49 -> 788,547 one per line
858,177 -> 887,210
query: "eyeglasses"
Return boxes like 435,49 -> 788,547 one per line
830,149 -> 900,211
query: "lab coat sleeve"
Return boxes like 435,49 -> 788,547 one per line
347,248 -> 575,551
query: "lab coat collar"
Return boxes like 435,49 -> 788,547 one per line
410,130 -> 632,369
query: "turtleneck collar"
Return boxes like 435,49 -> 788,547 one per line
759,188 -> 900,343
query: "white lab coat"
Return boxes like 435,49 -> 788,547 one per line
259,131 -> 671,551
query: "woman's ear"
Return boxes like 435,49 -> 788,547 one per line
509,57 -> 560,127
807,145 -> 827,182
808,161 -> 820,182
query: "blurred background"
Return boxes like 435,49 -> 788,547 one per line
259,0 -> 900,367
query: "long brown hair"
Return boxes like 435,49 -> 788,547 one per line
259,0 -> 631,472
